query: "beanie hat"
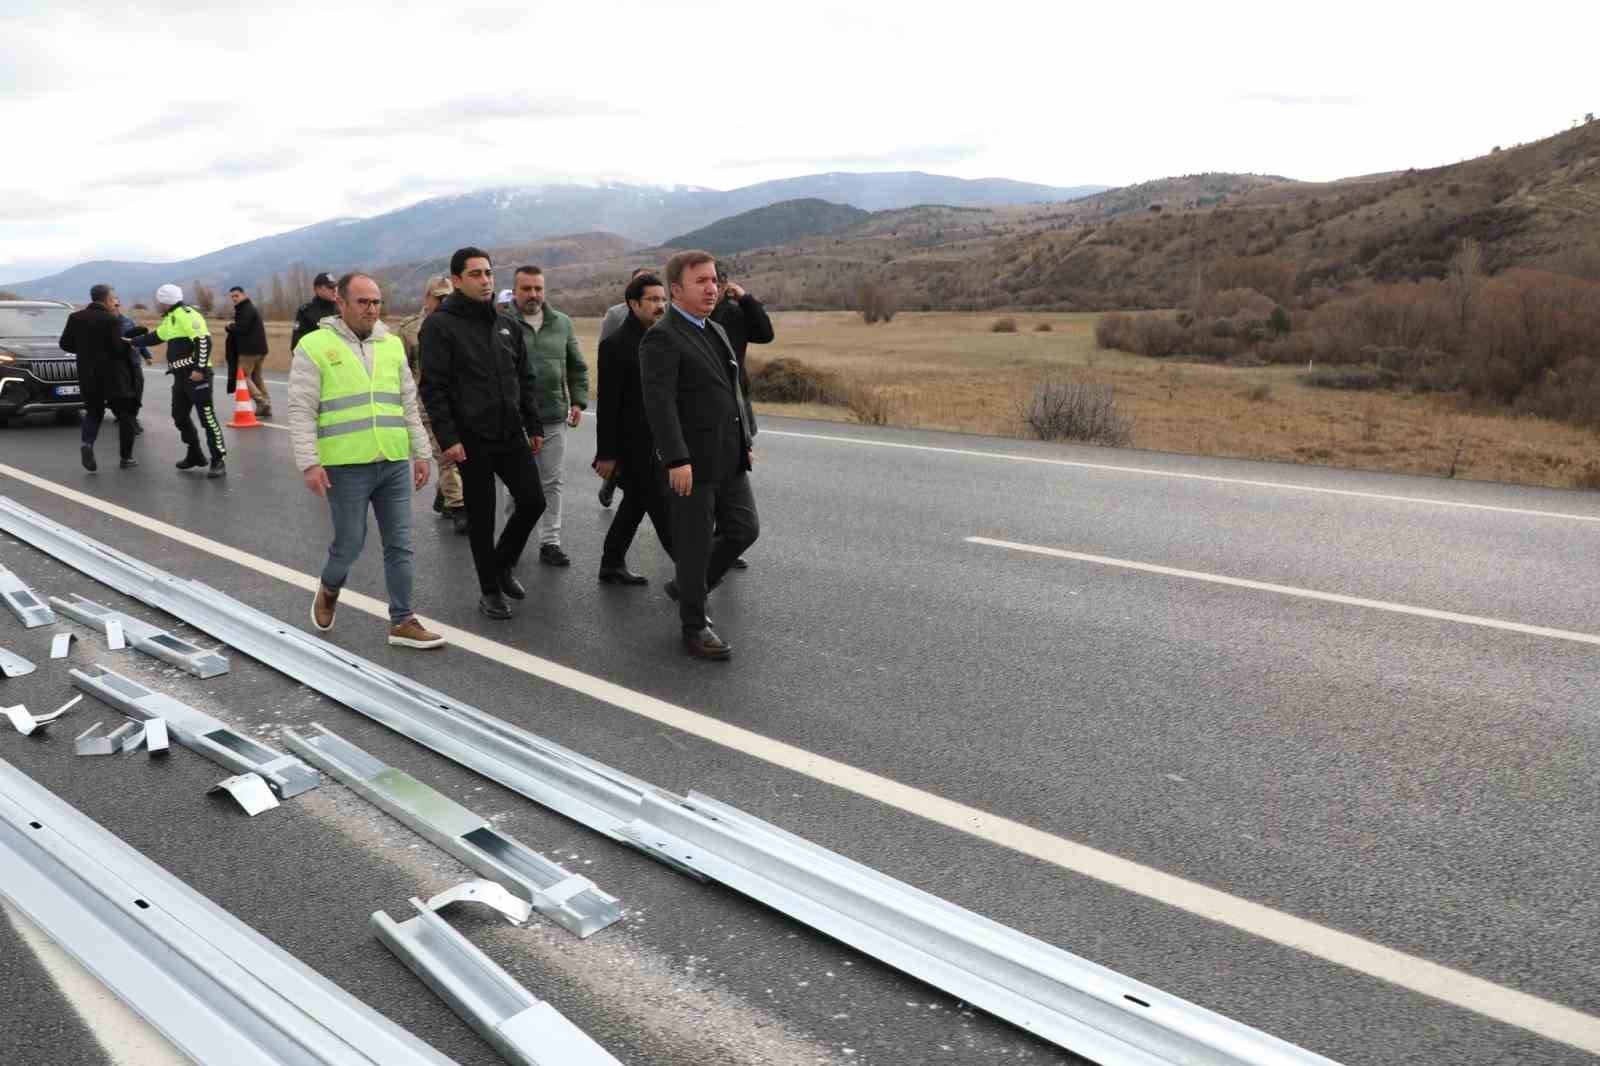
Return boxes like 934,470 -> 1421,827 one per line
155,283 -> 183,306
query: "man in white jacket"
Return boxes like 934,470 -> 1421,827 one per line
287,272 -> 444,649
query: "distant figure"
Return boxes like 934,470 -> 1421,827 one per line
127,283 -> 227,478
497,288 -> 514,311
596,267 -> 656,509
594,271 -> 673,585
639,250 -> 759,660
226,285 -> 272,417
709,267 -> 773,571
419,247 -> 546,621
510,265 -> 588,568
288,272 -> 444,650
290,272 -> 339,353
398,274 -> 465,532
58,284 -> 139,471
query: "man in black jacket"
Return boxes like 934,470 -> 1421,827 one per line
640,250 -> 759,660
58,284 -> 139,471
709,267 -> 774,571
595,272 -> 673,585
419,247 -> 546,620
290,272 -> 339,353
225,286 -> 272,416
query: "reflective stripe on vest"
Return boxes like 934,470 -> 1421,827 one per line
301,328 -> 411,466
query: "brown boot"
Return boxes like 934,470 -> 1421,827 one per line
388,616 -> 445,649
310,583 -> 338,632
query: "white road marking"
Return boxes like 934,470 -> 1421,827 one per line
0,901 -> 188,1066
967,536 -> 1600,648
1,461 -> 1597,1055
761,428 -> 1600,524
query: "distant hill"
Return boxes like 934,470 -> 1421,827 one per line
3,171 -> 1106,302
663,199 -> 871,254
372,232 -> 640,309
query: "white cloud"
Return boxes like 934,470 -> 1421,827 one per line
4,0 -> 1598,280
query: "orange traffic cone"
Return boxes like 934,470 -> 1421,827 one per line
227,368 -> 259,428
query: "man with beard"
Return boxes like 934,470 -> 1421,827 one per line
420,247 -> 546,620
594,272 -> 672,585
58,284 -> 139,471
640,251 -> 759,660
596,266 -> 655,509
225,285 -> 272,417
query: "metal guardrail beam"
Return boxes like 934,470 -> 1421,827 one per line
285,723 -> 622,939
0,561 -> 55,627
70,663 -> 318,798
0,756 -> 462,1066
0,495 -> 1343,1066
0,645 -> 35,678
51,593 -> 229,678
374,898 -> 624,1066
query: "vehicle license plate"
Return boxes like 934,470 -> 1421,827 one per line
55,385 -> 80,397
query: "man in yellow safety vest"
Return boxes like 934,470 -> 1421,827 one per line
287,272 -> 444,649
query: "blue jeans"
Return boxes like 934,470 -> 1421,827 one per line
321,460 -> 414,624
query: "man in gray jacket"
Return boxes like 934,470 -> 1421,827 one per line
287,272 -> 443,650
510,265 -> 588,567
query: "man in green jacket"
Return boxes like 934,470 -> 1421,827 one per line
510,265 -> 588,567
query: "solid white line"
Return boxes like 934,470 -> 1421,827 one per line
1,461 -> 1596,1055
1,901 -> 188,1066
966,536 -> 1600,648
760,428 -> 1600,525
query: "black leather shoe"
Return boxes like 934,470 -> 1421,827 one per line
477,593 -> 512,620
119,457 -> 139,469
682,627 -> 731,660
499,569 -> 526,600
175,451 -> 205,470
450,508 -> 470,535
207,458 -> 227,479
539,544 -> 571,567
80,444 -> 97,472
598,566 -> 647,586
730,557 -> 749,570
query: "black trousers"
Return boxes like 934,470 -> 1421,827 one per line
171,373 -> 226,460
82,396 -> 136,459
457,438 -> 547,595
601,459 -> 674,568
669,465 -> 758,632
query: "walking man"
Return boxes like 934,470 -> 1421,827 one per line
226,286 -> 272,417
419,247 -> 546,620
290,272 -> 339,353
595,272 -> 673,584
710,268 -> 773,570
127,283 -> 227,477
58,284 -> 139,471
640,251 -> 759,660
510,265 -> 588,567
399,275 -> 466,532
596,267 -> 654,509
289,272 -> 444,649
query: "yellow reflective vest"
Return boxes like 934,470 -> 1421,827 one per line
300,329 -> 411,466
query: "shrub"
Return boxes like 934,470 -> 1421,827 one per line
1034,322 -> 1053,332
1130,313 -> 1185,357
747,358 -> 845,405
856,282 -> 897,324
847,384 -> 892,425
1095,312 -> 1134,350
991,316 -> 1018,333
1299,367 -> 1400,390
1244,383 -> 1273,401
1020,376 -> 1134,446
1268,305 -> 1292,335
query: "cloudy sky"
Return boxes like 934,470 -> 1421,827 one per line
4,0 -> 1595,282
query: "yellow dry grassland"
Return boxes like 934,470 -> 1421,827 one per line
240,310 -> 1599,491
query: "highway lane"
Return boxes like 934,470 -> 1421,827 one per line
0,410 -> 1596,1065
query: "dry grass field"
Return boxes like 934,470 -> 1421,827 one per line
230,310 -> 1599,491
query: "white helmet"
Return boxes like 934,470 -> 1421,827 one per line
155,283 -> 183,306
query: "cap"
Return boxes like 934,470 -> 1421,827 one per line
313,272 -> 337,289
155,283 -> 183,306
423,275 -> 452,298
497,289 -> 513,304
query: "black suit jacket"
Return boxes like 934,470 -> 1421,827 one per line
596,309 -> 656,470
58,303 -> 134,404
639,307 -> 756,485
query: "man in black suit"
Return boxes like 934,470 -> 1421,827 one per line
640,250 -> 759,660
595,272 -> 673,585
59,284 -> 139,471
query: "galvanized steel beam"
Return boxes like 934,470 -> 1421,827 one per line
0,495 -> 1343,1066
0,756 -> 461,1066
0,645 -> 35,678
0,561 -> 54,627
51,593 -> 229,678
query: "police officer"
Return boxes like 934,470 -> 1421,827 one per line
128,283 -> 227,477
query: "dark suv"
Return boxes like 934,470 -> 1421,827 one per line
0,300 -> 83,424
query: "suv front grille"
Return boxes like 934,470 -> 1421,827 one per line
27,359 -> 77,383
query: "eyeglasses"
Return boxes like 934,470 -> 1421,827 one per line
351,298 -> 383,308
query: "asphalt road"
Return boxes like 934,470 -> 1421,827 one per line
0,401 -> 1596,1066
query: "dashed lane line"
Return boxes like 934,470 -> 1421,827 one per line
1,460 -> 1597,1055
